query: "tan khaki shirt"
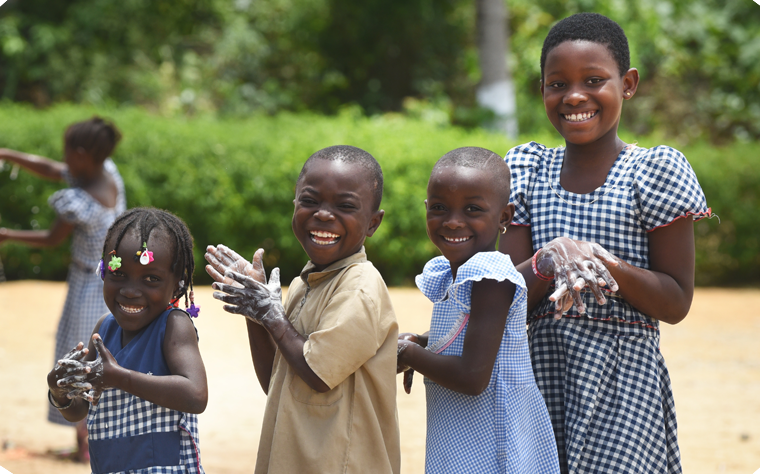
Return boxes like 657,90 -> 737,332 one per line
255,249 -> 400,474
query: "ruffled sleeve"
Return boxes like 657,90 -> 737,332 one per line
415,252 -> 526,315
504,142 -> 544,226
48,188 -> 99,226
634,146 -> 711,231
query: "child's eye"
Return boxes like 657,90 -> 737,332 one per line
144,275 -> 161,283
548,82 -> 565,89
338,203 -> 358,210
465,205 -> 483,213
587,77 -> 604,85
428,203 -> 446,212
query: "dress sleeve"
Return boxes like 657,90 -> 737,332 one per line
303,279 -> 388,389
48,188 -> 97,226
634,146 -> 711,231
448,252 -> 527,314
504,142 -> 543,226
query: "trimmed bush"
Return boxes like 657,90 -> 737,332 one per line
0,104 -> 756,286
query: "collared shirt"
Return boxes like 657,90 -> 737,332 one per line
255,248 -> 400,474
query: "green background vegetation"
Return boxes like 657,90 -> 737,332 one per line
1,0 -> 758,285
1,104 -> 756,286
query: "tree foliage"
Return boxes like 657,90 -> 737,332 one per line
0,0 -> 758,142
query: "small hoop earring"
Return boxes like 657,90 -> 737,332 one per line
501,226 -> 507,234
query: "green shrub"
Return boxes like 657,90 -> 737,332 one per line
0,104 -> 756,286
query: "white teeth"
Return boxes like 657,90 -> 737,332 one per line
564,111 -> 596,122
310,231 -> 340,245
119,304 -> 144,314
444,236 -> 470,243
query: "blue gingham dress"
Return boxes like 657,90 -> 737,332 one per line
417,252 -> 560,474
505,142 -> 711,474
48,159 -> 126,425
87,310 -> 203,474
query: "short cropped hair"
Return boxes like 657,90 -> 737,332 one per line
65,116 -> 122,163
540,12 -> 630,79
433,147 -> 511,206
298,145 -> 384,211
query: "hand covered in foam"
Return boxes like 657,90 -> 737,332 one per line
81,334 -> 120,406
397,333 -> 427,394
537,237 -> 620,317
211,250 -> 286,328
205,245 -> 266,288
47,342 -> 94,401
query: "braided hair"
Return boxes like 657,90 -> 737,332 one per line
103,207 -> 195,307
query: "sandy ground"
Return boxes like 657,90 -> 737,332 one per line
1,282 -> 759,474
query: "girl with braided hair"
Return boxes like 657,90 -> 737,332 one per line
46,207 -> 208,474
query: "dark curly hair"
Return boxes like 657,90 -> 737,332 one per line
540,12 -> 630,80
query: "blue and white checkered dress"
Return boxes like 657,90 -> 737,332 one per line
48,159 -> 126,426
87,310 -> 204,474
505,142 -> 711,474
417,252 -> 560,474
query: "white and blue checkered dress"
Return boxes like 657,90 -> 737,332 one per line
87,310 -> 204,474
48,159 -> 126,426
505,142 -> 711,474
416,252 -> 560,474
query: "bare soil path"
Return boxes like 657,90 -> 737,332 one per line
1,282 -> 758,473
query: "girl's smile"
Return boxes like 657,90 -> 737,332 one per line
426,166 -> 513,274
103,231 -> 181,344
542,40 -> 637,148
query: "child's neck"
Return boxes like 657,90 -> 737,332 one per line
561,131 -> 626,194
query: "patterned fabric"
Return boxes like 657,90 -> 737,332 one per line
87,310 -> 203,474
507,142 -> 710,326
504,142 -> 705,473
49,159 -> 126,426
416,252 -> 560,474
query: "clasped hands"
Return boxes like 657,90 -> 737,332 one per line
205,245 -> 286,327
536,237 -> 620,318
48,335 -> 118,406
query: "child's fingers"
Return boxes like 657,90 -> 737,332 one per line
403,370 -> 414,394
205,264 -> 225,283
251,249 -> 266,282
268,267 -> 281,289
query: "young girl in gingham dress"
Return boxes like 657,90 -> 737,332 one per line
500,14 -> 711,474
397,147 -> 560,474
0,117 -> 124,461
47,208 -> 207,474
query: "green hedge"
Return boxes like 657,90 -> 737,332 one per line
0,103 -> 756,286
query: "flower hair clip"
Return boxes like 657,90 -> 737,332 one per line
136,242 -> 154,265
107,251 -> 122,272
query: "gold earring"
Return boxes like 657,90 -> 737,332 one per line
625,91 -> 631,96
501,226 -> 507,234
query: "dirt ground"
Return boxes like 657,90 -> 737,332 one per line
1,282 -> 759,474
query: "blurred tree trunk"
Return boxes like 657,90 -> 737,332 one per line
476,0 -> 517,138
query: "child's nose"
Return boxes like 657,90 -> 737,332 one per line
314,208 -> 335,221
120,286 -> 142,298
563,86 -> 588,106
443,217 -> 465,229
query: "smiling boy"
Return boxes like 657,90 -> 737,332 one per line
206,145 -> 400,474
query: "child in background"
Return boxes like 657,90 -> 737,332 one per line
500,13 -> 711,473
0,117 -> 125,461
206,145 -> 400,474
46,207 -> 208,473
396,147 -> 559,474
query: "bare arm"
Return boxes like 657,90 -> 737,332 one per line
605,217 -> 695,324
0,148 -> 66,181
245,319 -> 277,394
397,278 -> 515,396
85,312 -> 209,413
498,225 -> 552,311
0,217 -> 74,247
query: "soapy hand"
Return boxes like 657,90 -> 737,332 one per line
397,333 -> 425,394
211,262 -> 286,327
205,245 -> 267,288
537,237 -> 620,317
81,334 -> 121,406
48,342 -> 93,401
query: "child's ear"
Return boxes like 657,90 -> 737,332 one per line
499,203 -> 515,231
365,209 -> 385,237
622,68 -> 640,100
